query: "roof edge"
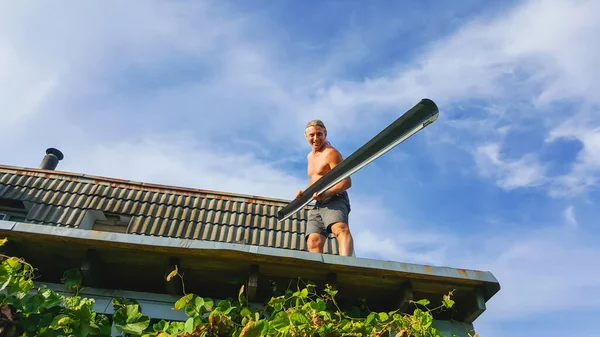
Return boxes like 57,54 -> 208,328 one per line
0,220 -> 501,302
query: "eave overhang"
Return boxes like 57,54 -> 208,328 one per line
0,220 -> 500,323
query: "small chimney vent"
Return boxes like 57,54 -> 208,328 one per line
40,148 -> 64,170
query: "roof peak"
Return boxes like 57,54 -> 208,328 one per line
0,164 -> 294,206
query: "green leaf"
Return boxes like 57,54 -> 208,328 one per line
240,307 -> 253,319
153,319 -> 169,332
113,304 -> 151,335
255,320 -> 269,334
38,285 -> 65,309
378,312 -> 389,322
0,268 -> 11,291
166,321 -> 185,334
392,313 -> 404,322
238,284 -> 246,305
19,314 -> 43,333
442,294 -> 455,309
217,299 -> 231,310
268,297 -> 284,312
240,319 -> 269,337
166,265 -> 178,281
420,311 -> 433,329
271,311 -> 290,331
5,257 -> 22,271
300,288 -> 309,298
414,299 -> 430,306
365,312 -> 376,326
194,296 -> 205,310
6,276 -> 34,298
94,314 -> 112,336
0,238 -> 7,246
216,299 -> 236,315
185,303 -> 199,318
39,313 -> 54,328
61,269 -> 83,293
73,300 -> 94,322
203,298 -> 214,311
290,312 -> 309,326
318,310 -> 332,321
174,293 -> 193,310
22,294 -> 45,313
49,314 -> 74,331
340,320 -> 353,332
324,285 -> 338,298
185,317 -> 195,334
112,297 -> 138,311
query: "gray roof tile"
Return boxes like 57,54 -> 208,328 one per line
0,167 -> 338,254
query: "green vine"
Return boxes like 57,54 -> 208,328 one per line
0,238 -> 476,337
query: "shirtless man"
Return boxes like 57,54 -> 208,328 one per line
296,120 -> 354,256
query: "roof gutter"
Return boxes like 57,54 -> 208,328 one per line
0,220 -> 500,300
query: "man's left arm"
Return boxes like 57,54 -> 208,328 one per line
313,150 -> 352,200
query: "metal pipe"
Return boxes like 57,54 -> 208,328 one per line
39,148 -> 64,170
277,98 -> 439,222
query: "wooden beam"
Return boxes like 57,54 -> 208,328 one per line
397,281 -> 413,313
247,264 -> 259,301
464,287 -> 486,323
80,248 -> 103,288
326,271 -> 337,289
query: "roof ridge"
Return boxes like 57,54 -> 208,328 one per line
0,164 -> 297,206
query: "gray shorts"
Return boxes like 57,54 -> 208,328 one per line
305,191 -> 351,239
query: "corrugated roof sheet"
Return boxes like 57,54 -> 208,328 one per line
0,165 -> 338,254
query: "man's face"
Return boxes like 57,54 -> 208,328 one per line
305,126 -> 326,150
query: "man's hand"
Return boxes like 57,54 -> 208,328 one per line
312,191 -> 327,201
295,190 -> 303,199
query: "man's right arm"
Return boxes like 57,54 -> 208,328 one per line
313,149 -> 351,200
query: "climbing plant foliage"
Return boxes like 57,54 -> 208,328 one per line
0,238 -> 477,337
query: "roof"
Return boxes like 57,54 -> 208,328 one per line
0,163 -> 501,324
0,164 -> 339,254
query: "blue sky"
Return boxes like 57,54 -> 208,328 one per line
1,0 -> 599,336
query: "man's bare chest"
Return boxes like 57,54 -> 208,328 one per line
308,155 -> 330,176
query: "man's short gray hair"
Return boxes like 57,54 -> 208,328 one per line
305,119 -> 327,135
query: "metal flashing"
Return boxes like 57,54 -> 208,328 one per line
1,221 -> 500,299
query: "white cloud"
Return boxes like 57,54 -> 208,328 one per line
293,0 -> 600,197
564,205 -> 577,228
2,4 -> 600,337
303,0 -> 600,115
350,195 -> 452,265
2,0 -> 599,186
59,134 -> 306,201
461,227 -> 600,322
475,143 -> 546,190
0,1 -> 304,146
0,38 -> 60,130
546,114 -> 600,197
